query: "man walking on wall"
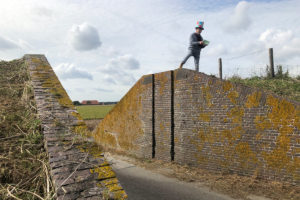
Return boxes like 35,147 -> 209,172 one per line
179,21 -> 208,72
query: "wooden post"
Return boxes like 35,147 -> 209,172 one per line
269,48 -> 275,78
218,58 -> 223,80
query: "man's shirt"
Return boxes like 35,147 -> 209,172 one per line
188,33 -> 205,51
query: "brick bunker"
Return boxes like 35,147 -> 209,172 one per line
95,68 -> 300,185
24,55 -> 127,199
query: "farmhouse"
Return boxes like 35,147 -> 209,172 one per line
81,100 -> 99,105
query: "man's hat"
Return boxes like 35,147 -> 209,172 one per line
195,21 -> 204,30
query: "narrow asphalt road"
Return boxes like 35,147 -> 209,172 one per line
106,155 -> 233,200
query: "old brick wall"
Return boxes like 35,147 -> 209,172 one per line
154,72 -> 172,161
173,69 -> 299,184
96,68 -> 300,185
25,55 -> 127,199
94,74 -> 153,159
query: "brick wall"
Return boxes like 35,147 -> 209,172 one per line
95,68 -> 300,185
94,74 -> 153,159
25,55 -> 127,199
173,69 -> 299,184
154,72 -> 172,161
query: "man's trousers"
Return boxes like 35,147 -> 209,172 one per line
181,50 -> 201,72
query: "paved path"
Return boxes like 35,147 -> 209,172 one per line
106,155 -> 234,200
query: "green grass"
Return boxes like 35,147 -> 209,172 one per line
228,75 -> 300,102
76,105 -> 115,119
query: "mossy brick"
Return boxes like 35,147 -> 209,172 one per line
96,66 -> 299,185
24,54 -> 127,199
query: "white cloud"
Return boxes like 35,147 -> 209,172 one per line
100,54 -> 139,85
107,54 -> 140,70
0,36 -> 19,50
259,29 -> 293,45
69,23 -> 101,51
224,1 -> 251,32
54,63 -> 93,80
259,29 -> 300,62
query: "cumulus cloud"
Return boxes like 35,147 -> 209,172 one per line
224,1 -> 251,32
259,29 -> 300,62
69,23 -> 101,51
0,36 -> 19,50
259,29 -> 293,45
100,55 -> 140,85
54,63 -> 93,80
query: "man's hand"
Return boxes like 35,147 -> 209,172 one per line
199,41 -> 204,45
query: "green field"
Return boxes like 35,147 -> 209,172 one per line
76,105 -> 115,119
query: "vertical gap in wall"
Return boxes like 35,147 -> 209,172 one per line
152,74 -> 156,158
170,71 -> 175,161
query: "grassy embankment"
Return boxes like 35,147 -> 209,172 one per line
0,59 -> 54,199
228,70 -> 300,102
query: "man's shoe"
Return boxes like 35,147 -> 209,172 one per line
179,63 -> 183,69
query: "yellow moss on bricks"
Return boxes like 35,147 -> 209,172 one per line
191,80 -> 264,172
223,81 -> 233,92
30,57 -> 74,109
235,142 -> 258,169
199,112 -> 212,122
227,90 -> 239,104
227,106 -> 244,124
71,111 -> 83,121
254,115 -> 272,131
201,85 -> 213,107
28,55 -> 127,199
245,91 -> 262,108
95,76 -> 149,152
157,72 -> 169,95
90,166 -> 116,179
255,95 -> 300,177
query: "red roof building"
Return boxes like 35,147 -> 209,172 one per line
81,100 -> 99,105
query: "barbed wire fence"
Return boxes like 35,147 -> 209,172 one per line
217,48 -> 300,80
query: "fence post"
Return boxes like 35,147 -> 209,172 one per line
218,58 -> 223,80
269,48 -> 275,78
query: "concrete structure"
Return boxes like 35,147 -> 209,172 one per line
95,69 -> 300,185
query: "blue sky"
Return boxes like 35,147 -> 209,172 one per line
0,0 -> 299,101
